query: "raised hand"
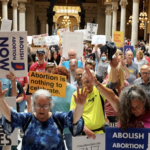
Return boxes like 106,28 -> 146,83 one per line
73,86 -> 88,106
109,55 -> 119,69
0,81 -> 8,101
6,71 -> 16,83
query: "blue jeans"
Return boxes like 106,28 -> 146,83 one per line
18,100 -> 26,112
64,133 -> 72,150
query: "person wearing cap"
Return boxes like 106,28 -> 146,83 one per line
26,49 -> 47,113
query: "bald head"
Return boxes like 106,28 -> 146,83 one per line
68,49 -> 76,59
140,65 -> 149,72
126,50 -> 133,62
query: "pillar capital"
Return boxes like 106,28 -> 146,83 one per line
11,0 -> 18,9
1,0 -> 9,5
112,1 -> 118,11
120,0 -> 128,8
18,3 -> 26,13
105,5 -> 112,15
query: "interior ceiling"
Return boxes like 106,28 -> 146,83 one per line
53,6 -> 81,12
55,0 -> 79,6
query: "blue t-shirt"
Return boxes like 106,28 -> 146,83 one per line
1,108 -> 84,150
0,78 -> 19,97
52,84 -> 76,134
62,60 -> 83,69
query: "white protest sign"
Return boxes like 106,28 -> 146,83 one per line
0,19 -> 12,31
73,134 -> 105,150
86,23 -> 98,41
32,33 -> 48,45
0,31 -> 27,77
45,35 -> 59,46
74,29 -> 87,40
0,97 -> 18,146
62,32 -> 83,59
59,28 -> 70,43
92,35 -> 106,45
27,36 -> 32,45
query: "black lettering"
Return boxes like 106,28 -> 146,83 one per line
5,135 -> 11,145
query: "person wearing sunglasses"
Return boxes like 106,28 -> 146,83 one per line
133,65 -> 150,97
45,62 -> 56,73
0,83 -> 87,150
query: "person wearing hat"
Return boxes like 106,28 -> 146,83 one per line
26,49 -> 47,113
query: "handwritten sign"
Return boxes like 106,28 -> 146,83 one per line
59,28 -> 70,43
32,33 -> 48,45
45,35 -> 59,46
0,31 -> 27,77
106,127 -> 150,150
74,29 -> 87,40
92,35 -> 106,45
0,97 -> 18,146
86,23 -> 98,41
113,31 -> 124,47
62,32 -> 83,59
73,134 -> 105,150
29,71 -> 67,97
0,19 -> 12,31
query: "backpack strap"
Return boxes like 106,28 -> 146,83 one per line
23,114 -> 33,133
99,94 -> 105,117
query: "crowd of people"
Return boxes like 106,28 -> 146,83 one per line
0,39 -> 150,150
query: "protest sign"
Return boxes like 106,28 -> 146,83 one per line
0,97 -> 17,146
0,31 -> 27,77
86,23 -> 98,41
27,36 -> 32,45
92,35 -> 106,45
32,33 -> 48,45
45,35 -> 59,46
124,45 -> 134,61
106,127 -> 150,150
62,32 -> 83,59
113,31 -> 124,47
73,134 -> 105,150
74,29 -> 87,40
59,28 -> 70,43
29,71 -> 67,97
0,19 -> 12,31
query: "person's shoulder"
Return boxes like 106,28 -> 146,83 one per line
132,61 -> 138,67
68,83 -> 76,89
30,62 -> 38,69
133,77 -> 142,84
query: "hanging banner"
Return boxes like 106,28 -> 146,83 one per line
92,35 -> 106,45
0,19 -> 12,31
73,134 -> 105,150
86,23 -> 98,41
106,127 -> 150,150
0,31 -> 27,77
124,45 -> 134,61
45,35 -> 59,46
62,32 -> 83,59
29,71 -> 67,97
32,33 -> 48,45
58,28 -> 70,44
113,31 -> 124,47
74,29 -> 87,40
0,97 -> 17,146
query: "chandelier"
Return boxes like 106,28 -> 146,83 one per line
127,15 -> 133,25
61,0 -> 71,27
139,1 -> 149,29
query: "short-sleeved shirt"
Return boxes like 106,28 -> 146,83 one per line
62,60 -> 83,69
134,58 -> 148,72
16,77 -> 28,100
127,61 -> 139,84
70,86 -> 106,134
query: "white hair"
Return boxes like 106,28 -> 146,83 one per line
82,69 -> 95,79
32,89 -> 54,110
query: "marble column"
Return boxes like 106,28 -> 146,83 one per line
105,2 -> 112,41
11,0 -> 18,31
1,0 -> 9,19
131,0 -> 139,47
144,22 -> 147,41
55,22 -> 57,29
46,23 -> 49,35
18,3 -> 26,31
40,17 -> 47,34
112,1 -> 118,36
120,0 -> 128,37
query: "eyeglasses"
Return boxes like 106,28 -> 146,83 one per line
76,74 -> 82,76
47,62 -> 55,66
34,104 -> 50,110
69,54 -> 75,57
140,72 -> 149,75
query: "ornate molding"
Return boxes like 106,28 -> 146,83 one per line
11,0 -> 18,9
120,0 -> 128,8
112,1 -> 118,11
133,0 -> 140,2
18,3 -> 26,13
105,6 -> 112,15
18,0 -> 27,3
1,0 -> 9,5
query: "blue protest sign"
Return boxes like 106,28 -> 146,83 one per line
106,127 -> 150,150
124,45 -> 134,61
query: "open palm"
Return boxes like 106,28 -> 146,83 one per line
0,81 -> 8,101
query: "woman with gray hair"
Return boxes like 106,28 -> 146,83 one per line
118,85 -> 150,130
0,81 -> 87,150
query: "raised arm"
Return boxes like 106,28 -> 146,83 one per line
0,81 -> 11,122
